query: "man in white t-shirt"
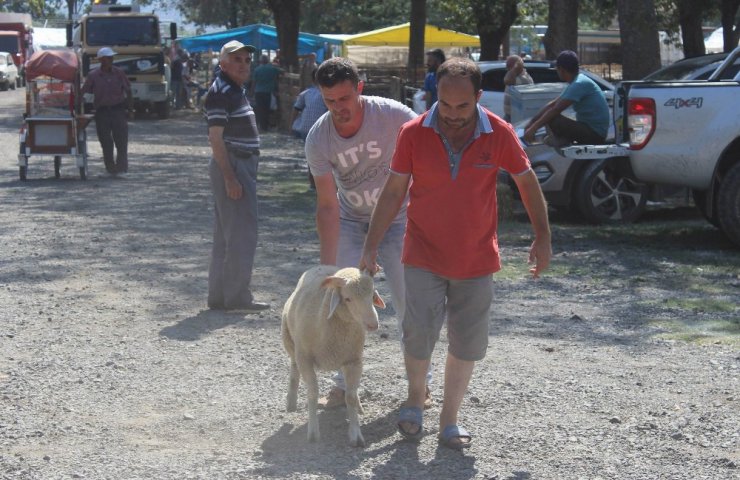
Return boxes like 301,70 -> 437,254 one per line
305,57 -> 432,409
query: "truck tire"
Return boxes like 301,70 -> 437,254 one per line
717,162 -> 740,247
155,100 -> 170,119
575,157 -> 648,224
691,190 -> 720,228
19,142 -> 27,181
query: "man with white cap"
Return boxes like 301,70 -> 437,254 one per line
81,47 -> 132,174
204,40 -> 270,312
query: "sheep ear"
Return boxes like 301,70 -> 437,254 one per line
372,290 -> 386,309
328,289 -> 341,319
321,276 -> 345,319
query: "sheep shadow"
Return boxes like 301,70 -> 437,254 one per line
257,409 -> 408,478
158,309 -> 271,341
257,407 -> 479,479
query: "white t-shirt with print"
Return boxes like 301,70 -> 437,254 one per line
306,95 -> 416,223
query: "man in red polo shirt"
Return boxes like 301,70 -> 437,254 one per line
360,58 -> 551,450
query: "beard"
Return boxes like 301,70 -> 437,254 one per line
439,112 -> 476,131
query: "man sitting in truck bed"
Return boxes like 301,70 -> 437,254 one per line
523,50 -> 609,148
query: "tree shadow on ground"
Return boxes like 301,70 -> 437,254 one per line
159,309 -> 272,341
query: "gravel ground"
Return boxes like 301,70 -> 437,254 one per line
0,87 -> 738,480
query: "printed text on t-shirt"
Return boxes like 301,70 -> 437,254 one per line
335,141 -> 382,168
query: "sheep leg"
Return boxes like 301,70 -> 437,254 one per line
297,358 -> 320,443
341,361 -> 365,447
286,357 -> 299,412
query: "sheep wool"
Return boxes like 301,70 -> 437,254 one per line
281,265 -> 385,447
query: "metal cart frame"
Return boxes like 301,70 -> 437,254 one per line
18,51 -> 92,181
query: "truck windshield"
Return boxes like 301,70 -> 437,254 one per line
0,36 -> 19,53
85,17 -> 159,46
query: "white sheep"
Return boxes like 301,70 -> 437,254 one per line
281,265 -> 385,447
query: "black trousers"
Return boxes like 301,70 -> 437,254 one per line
94,105 -> 129,173
549,114 -> 606,145
254,92 -> 272,131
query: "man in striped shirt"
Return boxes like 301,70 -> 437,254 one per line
204,40 -> 269,313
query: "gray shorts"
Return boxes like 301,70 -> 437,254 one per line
402,265 -> 493,361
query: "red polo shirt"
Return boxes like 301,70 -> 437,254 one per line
391,106 -> 530,279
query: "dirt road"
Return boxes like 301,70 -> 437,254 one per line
0,87 -> 738,479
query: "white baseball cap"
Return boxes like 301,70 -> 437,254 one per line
220,40 -> 256,57
97,47 -> 117,58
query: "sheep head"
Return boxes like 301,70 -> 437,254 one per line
320,268 -> 384,331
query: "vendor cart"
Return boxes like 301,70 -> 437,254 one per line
18,50 -> 93,181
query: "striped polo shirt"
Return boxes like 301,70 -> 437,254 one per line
204,71 -> 260,154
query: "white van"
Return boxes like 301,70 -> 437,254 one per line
0,51 -> 18,90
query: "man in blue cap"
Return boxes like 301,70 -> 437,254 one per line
523,50 -> 609,147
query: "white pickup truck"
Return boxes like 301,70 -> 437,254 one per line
622,45 -> 740,246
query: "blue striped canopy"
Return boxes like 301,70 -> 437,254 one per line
178,24 -> 342,62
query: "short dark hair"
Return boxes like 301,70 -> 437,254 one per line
436,57 -> 481,94
555,50 -> 579,73
315,57 -> 360,88
426,48 -> 446,64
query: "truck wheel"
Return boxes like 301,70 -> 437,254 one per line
717,162 -> 740,247
19,142 -> 27,181
0,81 -> 7,92
691,190 -> 720,228
155,101 -> 170,119
10,79 -> 15,90
575,157 -> 648,224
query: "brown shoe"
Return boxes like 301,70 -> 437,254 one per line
317,386 -> 345,409
423,385 -> 433,410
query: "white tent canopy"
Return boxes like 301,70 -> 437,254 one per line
33,27 -> 67,51
705,28 -> 726,54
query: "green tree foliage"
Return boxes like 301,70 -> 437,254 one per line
300,0 -> 411,33
1,0 -> 63,18
138,0 -> 271,29
435,0 -> 519,59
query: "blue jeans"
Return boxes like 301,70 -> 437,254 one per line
333,219 -> 432,389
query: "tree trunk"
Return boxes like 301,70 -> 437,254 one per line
228,0 -> 239,29
616,0 -> 661,80
408,0 -> 426,85
721,0 -> 740,53
677,0 -> 705,57
543,0 -> 578,60
265,0 -> 300,69
475,0 -> 518,61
